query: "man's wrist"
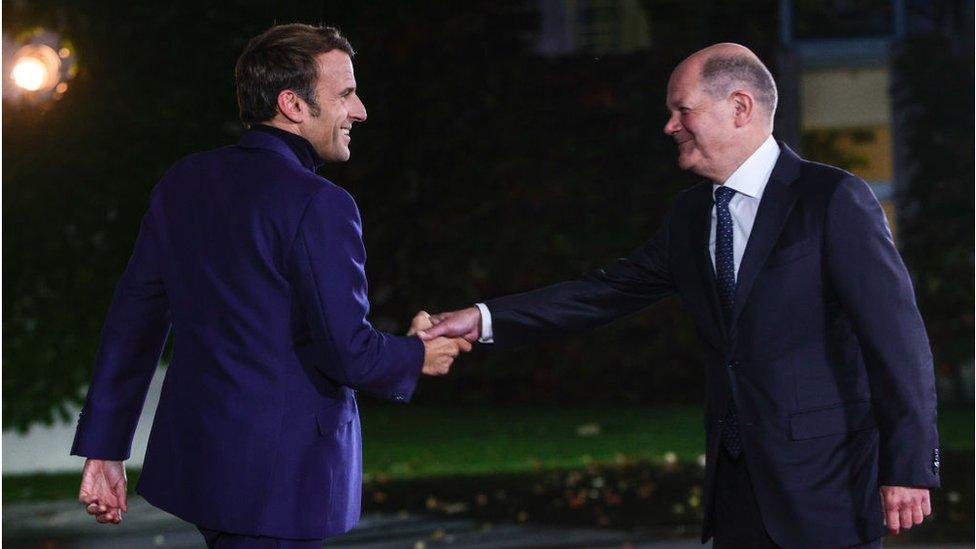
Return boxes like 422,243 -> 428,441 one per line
474,303 -> 493,343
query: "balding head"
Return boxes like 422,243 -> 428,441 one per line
682,43 -> 778,125
663,43 -> 778,182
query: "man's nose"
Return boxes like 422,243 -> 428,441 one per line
663,113 -> 681,135
350,94 -> 367,122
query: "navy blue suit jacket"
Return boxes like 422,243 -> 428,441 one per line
484,143 -> 939,548
71,130 -> 424,539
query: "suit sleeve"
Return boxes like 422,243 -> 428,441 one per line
485,216 -> 676,348
825,176 -> 940,488
289,187 -> 424,402
71,208 -> 171,460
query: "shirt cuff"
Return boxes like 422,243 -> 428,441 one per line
474,303 -> 494,344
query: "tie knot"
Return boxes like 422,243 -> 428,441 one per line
715,186 -> 736,206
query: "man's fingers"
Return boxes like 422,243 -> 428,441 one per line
96,512 -> 121,524
912,502 -> 924,525
886,504 -> 900,534
408,311 -> 434,336
900,504 -> 913,530
99,507 -> 122,522
455,338 -> 473,353
115,479 -> 128,513
443,341 -> 459,358
79,481 -> 98,505
921,492 -> 932,515
423,325 -> 448,339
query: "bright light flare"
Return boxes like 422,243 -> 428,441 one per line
12,57 -> 48,90
11,44 -> 61,92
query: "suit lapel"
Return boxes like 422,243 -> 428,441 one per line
687,183 -> 728,344
730,144 -> 802,327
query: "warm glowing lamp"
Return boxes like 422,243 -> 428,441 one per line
3,29 -> 78,105
11,44 -> 61,92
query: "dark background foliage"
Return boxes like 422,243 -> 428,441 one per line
2,1 -> 971,431
891,33 -> 975,400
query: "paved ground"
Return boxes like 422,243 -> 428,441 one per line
3,497 -> 682,548
3,496 -> 971,548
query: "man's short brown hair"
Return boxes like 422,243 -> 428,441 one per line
699,53 -> 778,122
235,24 -> 355,127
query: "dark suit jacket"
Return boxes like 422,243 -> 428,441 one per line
484,143 -> 939,548
71,130 -> 424,539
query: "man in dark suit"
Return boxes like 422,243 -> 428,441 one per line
423,43 -> 939,547
71,24 -> 469,548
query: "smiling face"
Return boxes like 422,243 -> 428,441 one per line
303,50 -> 367,162
662,62 -> 738,181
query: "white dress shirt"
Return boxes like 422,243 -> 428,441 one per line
708,135 -> 780,276
478,135 -> 781,343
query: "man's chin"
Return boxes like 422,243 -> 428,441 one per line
322,148 -> 351,163
676,154 -> 696,171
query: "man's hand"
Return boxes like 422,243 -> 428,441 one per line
79,458 -> 127,524
420,307 -> 481,342
412,310 -> 473,375
421,336 -> 472,375
881,485 -> 931,534
408,310 -> 433,336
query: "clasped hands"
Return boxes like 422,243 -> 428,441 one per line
409,308 -> 480,375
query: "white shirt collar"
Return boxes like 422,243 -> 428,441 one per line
714,135 -> 780,200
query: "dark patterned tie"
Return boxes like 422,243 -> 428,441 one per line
714,186 -> 742,458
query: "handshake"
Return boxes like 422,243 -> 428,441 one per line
407,307 -> 483,376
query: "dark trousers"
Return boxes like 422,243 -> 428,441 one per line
196,525 -> 323,548
711,448 -> 883,548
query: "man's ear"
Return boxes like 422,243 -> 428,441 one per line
276,90 -> 306,124
730,90 -> 755,128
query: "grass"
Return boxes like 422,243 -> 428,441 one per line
4,403 -> 972,503
359,403 -> 706,479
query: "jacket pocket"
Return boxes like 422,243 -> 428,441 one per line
789,399 -> 876,440
765,238 -> 817,268
315,398 -> 356,437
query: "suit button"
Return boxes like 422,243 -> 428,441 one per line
393,394 -> 405,402
728,361 -> 738,370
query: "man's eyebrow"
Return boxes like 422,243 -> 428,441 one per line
338,86 -> 356,96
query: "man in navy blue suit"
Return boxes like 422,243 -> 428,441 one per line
71,24 -> 469,547
424,43 -> 939,547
